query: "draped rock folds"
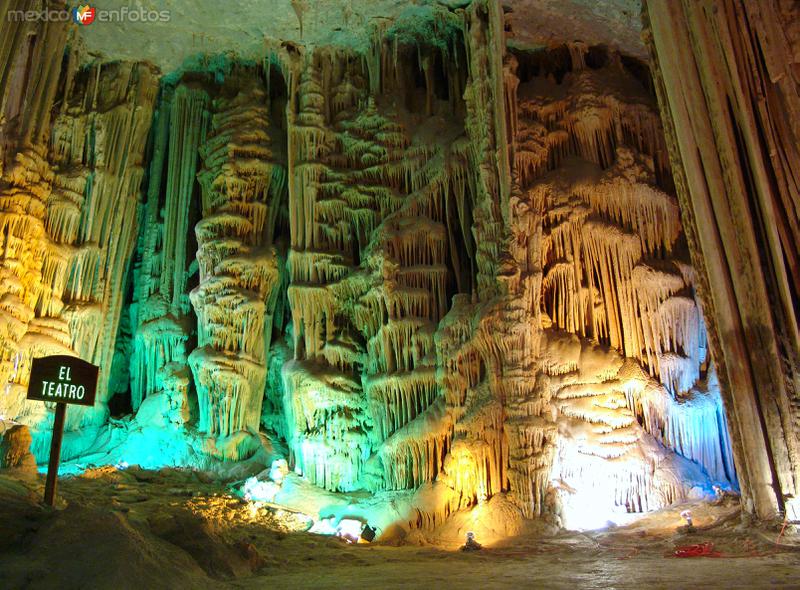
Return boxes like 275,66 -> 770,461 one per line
644,0 -> 800,522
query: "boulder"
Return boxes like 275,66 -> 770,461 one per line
0,420 -> 36,471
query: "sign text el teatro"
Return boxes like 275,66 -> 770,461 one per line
27,355 -> 99,407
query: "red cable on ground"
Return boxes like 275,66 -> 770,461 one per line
776,512 -> 789,545
672,542 -> 722,558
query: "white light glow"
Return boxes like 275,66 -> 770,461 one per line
787,497 -> 800,522
551,439 -> 640,531
308,516 -> 337,535
242,476 -> 280,502
557,485 -> 638,531
336,518 -> 363,542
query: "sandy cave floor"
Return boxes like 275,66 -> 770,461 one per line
0,467 -> 798,590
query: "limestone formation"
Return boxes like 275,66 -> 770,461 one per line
1,0 -> 795,533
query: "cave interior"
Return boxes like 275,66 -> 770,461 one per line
0,0 -> 798,555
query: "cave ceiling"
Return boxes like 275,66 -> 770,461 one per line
505,0 -> 645,59
74,0 -> 646,73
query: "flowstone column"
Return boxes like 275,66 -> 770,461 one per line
189,76 -> 284,458
427,1 -> 534,521
282,57 -> 371,491
0,14 -> 69,409
279,33 -> 473,494
51,61 -> 158,417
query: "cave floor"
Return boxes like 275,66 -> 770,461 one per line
0,467 -> 797,590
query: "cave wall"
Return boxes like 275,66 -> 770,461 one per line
644,0 -> 800,521
0,0 -> 756,525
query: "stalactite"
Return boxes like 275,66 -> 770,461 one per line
549,335 -> 735,525
51,62 -> 158,403
366,368 -> 438,443
378,397 -> 453,491
130,85 -> 208,410
624,363 -> 737,486
513,46 -> 707,398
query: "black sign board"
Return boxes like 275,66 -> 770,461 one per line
27,355 -> 99,407
26,355 -> 99,506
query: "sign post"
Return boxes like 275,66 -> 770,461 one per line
26,355 -> 99,507
44,402 -> 68,506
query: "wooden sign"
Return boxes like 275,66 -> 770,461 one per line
26,355 -> 99,506
27,355 -> 99,407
